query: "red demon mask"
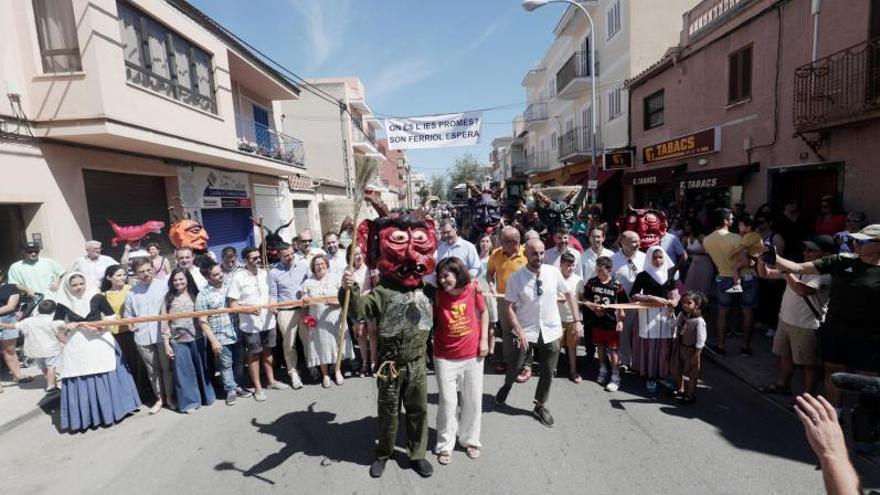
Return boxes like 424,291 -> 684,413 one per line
617,207 -> 668,251
357,213 -> 437,289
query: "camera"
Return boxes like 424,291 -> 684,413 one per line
831,372 -> 880,444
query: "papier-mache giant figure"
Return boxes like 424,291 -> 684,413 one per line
617,206 -> 668,251
464,181 -> 503,242
341,194 -> 437,479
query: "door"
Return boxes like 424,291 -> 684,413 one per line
253,105 -> 271,152
0,205 -> 25,271
769,164 -> 843,222
83,170 -> 172,261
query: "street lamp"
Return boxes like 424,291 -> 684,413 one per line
522,0 -> 599,207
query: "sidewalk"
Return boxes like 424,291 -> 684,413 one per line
0,363 -> 59,434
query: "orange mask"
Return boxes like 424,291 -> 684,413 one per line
169,219 -> 209,251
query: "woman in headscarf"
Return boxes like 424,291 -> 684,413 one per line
629,246 -> 680,394
53,272 -> 141,432
160,268 -> 214,413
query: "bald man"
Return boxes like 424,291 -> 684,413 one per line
495,239 -> 582,428
487,227 -> 527,366
70,240 -> 125,288
610,231 -> 645,369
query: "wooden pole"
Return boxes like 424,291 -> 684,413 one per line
258,216 -> 268,267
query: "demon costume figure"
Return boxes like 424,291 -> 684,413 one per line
617,206 -> 668,251
464,181 -> 503,242
533,189 -> 584,251
341,201 -> 437,479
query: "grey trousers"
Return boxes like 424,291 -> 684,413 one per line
504,333 -> 561,405
277,309 -> 307,374
137,343 -> 175,404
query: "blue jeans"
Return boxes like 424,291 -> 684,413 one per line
215,341 -> 244,392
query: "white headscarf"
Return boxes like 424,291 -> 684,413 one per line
643,246 -> 674,286
55,272 -> 98,319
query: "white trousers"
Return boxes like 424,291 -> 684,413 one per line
434,356 -> 483,453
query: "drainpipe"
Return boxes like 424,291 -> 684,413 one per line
811,0 -> 821,62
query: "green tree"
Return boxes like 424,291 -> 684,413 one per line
446,152 -> 491,198
429,175 -> 447,200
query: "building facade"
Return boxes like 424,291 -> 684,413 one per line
0,0 -> 307,267
627,0 -> 880,224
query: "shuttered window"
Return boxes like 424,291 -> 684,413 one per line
728,45 -> 752,104
644,89 -> 664,130
293,200 -> 312,234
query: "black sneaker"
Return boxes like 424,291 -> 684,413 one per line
235,387 -> 253,398
225,391 -> 237,406
494,384 -> 511,405
740,347 -> 753,357
532,404 -> 555,428
369,458 -> 387,478
410,459 -> 434,478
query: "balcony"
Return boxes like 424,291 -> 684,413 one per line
352,122 -> 381,155
523,101 -> 549,130
235,114 -> 305,167
794,37 -> 880,132
556,51 -> 596,99
558,126 -> 596,163
512,151 -> 552,175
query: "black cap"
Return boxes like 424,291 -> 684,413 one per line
803,235 -> 837,254
21,241 -> 41,251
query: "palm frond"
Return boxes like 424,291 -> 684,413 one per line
353,155 -> 380,204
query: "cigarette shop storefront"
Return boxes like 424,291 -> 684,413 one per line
623,164 -> 685,210
675,163 -> 758,216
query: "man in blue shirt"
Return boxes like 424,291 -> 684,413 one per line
268,242 -> 310,389
424,219 -> 480,285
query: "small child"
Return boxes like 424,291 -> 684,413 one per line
727,214 -> 762,293
558,252 -> 585,383
3,300 -> 63,392
671,291 -> 708,404
582,256 -> 627,392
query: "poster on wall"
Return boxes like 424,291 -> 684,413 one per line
384,111 -> 483,150
177,165 -> 251,220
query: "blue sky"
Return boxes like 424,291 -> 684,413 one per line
188,0 -> 563,177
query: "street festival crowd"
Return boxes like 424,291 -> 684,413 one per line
0,191 -> 879,481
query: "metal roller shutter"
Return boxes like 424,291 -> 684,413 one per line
201,208 -> 254,262
292,200 -> 312,235
253,184 -> 291,241
83,170 -> 173,261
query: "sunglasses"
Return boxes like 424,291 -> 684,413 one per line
535,277 -> 543,297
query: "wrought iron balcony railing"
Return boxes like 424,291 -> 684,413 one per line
235,114 -> 305,167
558,126 -> 595,160
556,51 -> 593,94
523,101 -> 548,123
794,36 -> 880,131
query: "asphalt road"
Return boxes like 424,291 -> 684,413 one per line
2,360 -> 879,495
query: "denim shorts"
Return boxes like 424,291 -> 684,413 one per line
0,314 -> 18,341
715,276 -> 758,308
33,355 -> 60,370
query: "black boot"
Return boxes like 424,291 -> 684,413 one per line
410,459 -> 433,478
369,458 -> 387,478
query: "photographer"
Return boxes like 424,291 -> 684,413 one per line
763,225 -> 880,412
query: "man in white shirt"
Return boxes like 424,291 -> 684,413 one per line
610,231 -> 646,369
70,240 -> 125,289
323,231 -> 348,275
544,227 -> 582,278
495,239 -> 582,428
425,218 -> 480,285
581,227 -> 614,282
175,248 -> 207,290
228,247 -> 288,402
294,229 -> 325,265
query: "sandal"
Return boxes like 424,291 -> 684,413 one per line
569,373 -> 582,384
437,451 -> 452,465
322,376 -> 331,388
334,372 -> 344,386
757,383 -> 790,395
465,446 -> 481,459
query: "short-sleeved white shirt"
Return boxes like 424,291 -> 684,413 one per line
581,246 -> 615,281
504,264 -> 568,343
544,247 -> 582,278
227,268 -> 275,333
558,274 -> 584,323
778,273 -> 831,329
611,250 -> 646,295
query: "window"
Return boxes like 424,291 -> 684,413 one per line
32,0 -> 82,72
117,1 -> 217,113
728,45 -> 752,104
644,89 -> 664,129
608,86 -> 623,121
607,1 -> 622,40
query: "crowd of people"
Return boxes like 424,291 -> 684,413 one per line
0,195 -> 878,480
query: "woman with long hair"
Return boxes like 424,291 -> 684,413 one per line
147,242 -> 171,278
301,255 -> 354,387
54,272 -> 141,431
347,243 -> 377,376
160,268 -> 215,413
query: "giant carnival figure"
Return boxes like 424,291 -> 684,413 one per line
532,188 -> 584,251
462,181 -> 503,242
341,195 -> 437,479
254,219 -> 293,264
616,206 -> 668,251
168,204 -> 213,265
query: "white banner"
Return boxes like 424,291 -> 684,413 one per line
384,111 -> 482,150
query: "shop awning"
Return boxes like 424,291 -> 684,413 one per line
622,164 -> 686,186
676,163 -> 759,190
564,168 -> 621,187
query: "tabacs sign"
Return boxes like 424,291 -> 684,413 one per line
604,149 -> 634,169
642,127 -> 720,165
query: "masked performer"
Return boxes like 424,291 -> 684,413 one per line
341,199 -> 437,479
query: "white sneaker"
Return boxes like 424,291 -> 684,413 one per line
597,367 -> 609,386
605,374 -> 620,392
290,371 -> 304,390
725,283 -> 743,294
